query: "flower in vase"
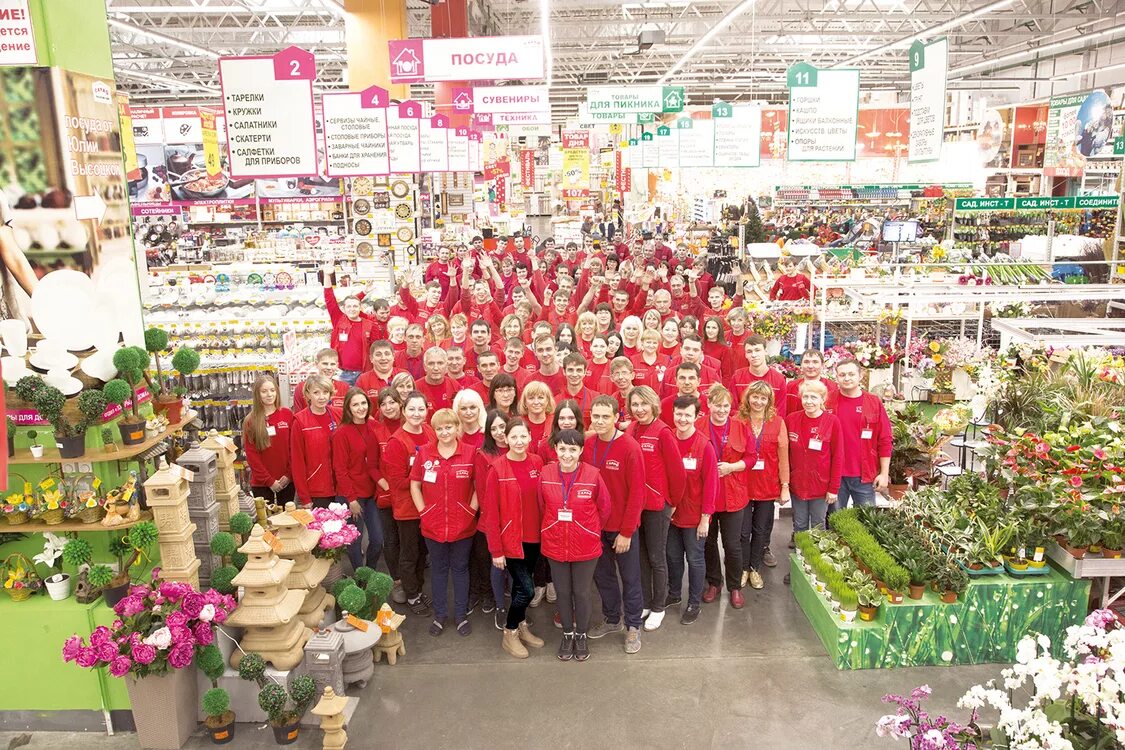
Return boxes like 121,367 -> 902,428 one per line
143,627 -> 172,651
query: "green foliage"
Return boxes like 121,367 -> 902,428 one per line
237,653 -> 267,686
210,565 -> 238,595
366,571 -> 394,611
102,379 -> 132,407
745,200 -> 766,244
62,538 -> 93,567
257,683 -> 287,723
257,674 -> 317,726
143,327 -> 169,354
26,429 -> 37,445
210,532 -> 237,560
6,416 -> 13,440
171,347 -> 201,377
32,385 -> 66,431
288,675 -> 317,715
336,584 -> 367,617
201,688 -> 230,718
936,563 -> 969,594
13,375 -> 44,403
353,566 -> 375,586
828,508 -> 912,593
838,585 -> 859,611
128,521 -> 159,548
196,644 -> 226,684
231,551 -> 248,570
332,577 -> 355,601
77,390 -> 107,422
87,564 -> 113,589
228,512 -> 254,538
112,347 -> 148,384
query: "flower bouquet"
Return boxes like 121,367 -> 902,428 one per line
3,552 -> 43,601
933,405 -> 971,436
307,503 -> 361,561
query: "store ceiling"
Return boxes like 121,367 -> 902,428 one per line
107,0 -> 1123,118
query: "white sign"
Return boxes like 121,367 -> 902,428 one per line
219,50 -> 319,177
493,110 -> 551,126
448,129 -> 470,171
420,117 -> 450,172
161,106 -> 202,144
657,129 -> 679,168
388,35 -> 545,83
641,135 -> 658,168
387,106 -> 421,173
787,65 -> 859,162
471,85 -> 549,113
713,105 -> 762,168
469,138 -> 483,172
321,90 -> 390,177
0,1 -> 37,65
585,85 -> 685,113
908,38 -> 947,163
129,107 -> 165,145
677,120 -> 714,168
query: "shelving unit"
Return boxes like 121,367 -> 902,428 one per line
2,510 -> 153,534
9,411 -> 198,466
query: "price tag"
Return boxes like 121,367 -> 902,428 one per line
39,478 -> 56,491
92,477 -> 102,489
346,614 -> 369,632
291,509 -> 314,526
262,530 -> 284,553
1033,546 -> 1045,562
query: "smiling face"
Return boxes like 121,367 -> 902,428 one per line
503,319 -> 522,340
445,347 -> 465,374
347,393 -> 369,422
673,404 -> 697,434
379,395 -> 400,420
507,424 -> 531,455
654,290 -> 672,314
629,393 -> 653,424
394,377 -> 415,401
309,387 -> 331,412
258,379 -> 277,408
435,421 -> 458,444
471,323 -> 490,347
403,397 -> 427,426
342,297 -> 361,320
534,338 -> 556,367
317,354 -> 339,379
590,338 -> 608,362
643,310 -> 661,331
493,385 -> 516,410
578,317 -> 595,337
457,400 -> 479,428
450,319 -> 467,340
490,415 -> 509,445
504,341 -> 525,367
801,353 -> 824,380
709,397 -> 731,424
556,407 -> 578,431
477,354 -> 499,382
836,362 -> 861,392
801,389 -> 825,415
661,319 -> 679,343
524,390 -> 547,416
555,442 -> 581,471
704,319 -> 721,341
564,361 -> 586,388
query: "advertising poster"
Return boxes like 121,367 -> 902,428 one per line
1044,89 -> 1115,176
560,131 -> 590,199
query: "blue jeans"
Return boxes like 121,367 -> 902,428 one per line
339,369 -> 361,385
424,536 -> 473,621
593,531 -> 644,628
666,525 -> 705,607
837,476 -> 876,509
344,497 -> 383,571
792,496 -> 828,533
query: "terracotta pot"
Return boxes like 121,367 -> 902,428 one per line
1102,548 -> 1123,559
1065,545 -> 1088,560
908,583 -> 925,600
887,590 -> 904,604
940,590 -> 958,603
206,712 -> 236,745
119,418 -> 146,446
125,666 -> 199,749
858,605 -> 878,622
968,562 -> 983,571
153,397 -> 183,425
888,484 -> 909,500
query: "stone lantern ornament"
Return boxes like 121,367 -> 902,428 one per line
311,687 -> 349,750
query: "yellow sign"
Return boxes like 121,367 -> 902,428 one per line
119,97 -> 138,175
609,124 -> 622,135
200,109 -> 222,177
560,147 -> 590,198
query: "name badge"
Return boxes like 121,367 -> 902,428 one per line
683,457 -> 697,470
558,509 -> 573,522
267,426 -> 277,437
861,429 -> 873,440
753,459 -> 765,471
424,470 -> 438,483
809,439 -> 823,451
339,332 -> 348,342
409,456 -> 415,466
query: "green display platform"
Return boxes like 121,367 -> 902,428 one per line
791,555 -> 1090,669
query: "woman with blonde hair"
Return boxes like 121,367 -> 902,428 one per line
739,380 -> 792,590
630,329 -> 672,390
290,375 -> 337,507
425,314 -> 452,346
449,313 -> 469,348
517,380 -> 555,457
243,374 -> 295,505
619,315 -> 644,356
499,313 -> 524,344
452,389 -> 487,449
391,372 -> 416,403
641,308 -> 662,332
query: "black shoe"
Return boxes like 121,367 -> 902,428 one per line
494,607 -> 507,631
557,632 -> 575,661
573,633 -> 590,661
681,605 -> 701,625
408,596 -> 431,615
429,618 -> 446,637
783,573 -> 791,585
456,618 -> 472,637
665,595 -> 682,608
482,600 -> 497,614
467,596 -> 480,615
788,535 -> 795,550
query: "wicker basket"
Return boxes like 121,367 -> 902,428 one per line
40,508 -> 65,525
2,553 -> 41,601
3,473 -> 32,526
69,474 -> 104,524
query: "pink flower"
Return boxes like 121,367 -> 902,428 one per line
76,648 -> 99,669
193,622 -> 214,645
169,625 -> 194,647
159,582 -> 190,602
180,592 -> 204,619
113,620 -> 124,630
165,611 -> 187,629
109,656 -> 133,677
115,595 -> 146,618
96,641 -> 119,662
167,644 -> 194,670
131,642 -> 156,665
1095,448 -> 1107,460
89,625 -> 112,647
151,567 -> 162,580
1070,476 -> 1083,488
62,636 -> 84,662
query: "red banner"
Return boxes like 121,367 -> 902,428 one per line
623,167 -> 632,193
483,158 -> 510,181
615,150 -> 623,192
495,177 -> 506,205
520,149 -> 535,188
561,129 -> 589,149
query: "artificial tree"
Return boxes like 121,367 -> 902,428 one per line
33,384 -> 107,458
110,347 -> 149,444
209,532 -> 239,595
62,537 -> 100,603
144,327 -> 199,423
238,653 -> 317,744
197,643 -> 236,744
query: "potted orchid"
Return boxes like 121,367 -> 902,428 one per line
35,531 -> 71,600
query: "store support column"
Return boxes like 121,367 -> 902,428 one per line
344,0 -> 409,98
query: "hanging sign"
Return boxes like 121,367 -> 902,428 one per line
161,106 -> 202,144
954,195 -> 1119,211
677,117 -> 714,167
322,85 -> 390,177
448,126 -> 470,171
585,85 -> 685,113
712,102 -> 762,167
520,149 -> 536,188
129,107 -> 164,145
654,125 -> 677,168
492,111 -> 551,126
561,130 -> 590,198
451,85 -> 549,114
576,104 -> 655,124
387,100 -> 422,173
420,114 -> 450,172
561,129 -> 589,149
0,1 -> 37,65
908,38 -> 947,163
622,167 -> 632,193
468,130 -> 483,172
219,46 -> 319,177
641,130 -> 658,169
200,109 -> 222,177
786,62 -> 859,162
388,35 -> 545,83
1044,89 -> 1115,176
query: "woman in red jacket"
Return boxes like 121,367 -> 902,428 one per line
630,329 -> 671,390
383,391 -> 436,615
290,375 -> 337,507
702,317 -> 733,379
669,394 -> 718,625
538,429 -> 612,662
333,388 -> 383,572
410,408 -> 477,637
243,375 -> 294,506
739,381 -> 791,591
471,409 -> 510,625
536,399 -> 582,464
482,418 -> 547,658
370,387 -> 401,601
517,381 -> 555,458
700,384 -> 752,609
626,385 -> 686,631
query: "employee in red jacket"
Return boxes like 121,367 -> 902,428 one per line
785,349 -> 840,415
370,387 -> 400,598
769,256 -> 812,301
243,375 -> 294,505
700,385 -> 752,609
626,385 -> 686,632
324,276 -> 374,385
415,347 -> 459,415
290,375 -> 338,507
538,429 -> 612,662
332,388 -> 383,571
668,394 -> 718,625
834,359 -> 893,508
292,348 -> 349,415
730,335 -> 787,408
410,408 -> 478,638
471,409 -> 511,622
740,381 -> 791,591
482,418 -> 547,659
383,392 -> 436,615
584,395 -> 646,653
787,379 -> 843,584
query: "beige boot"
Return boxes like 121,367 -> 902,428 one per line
502,628 -> 529,658
518,620 -> 544,648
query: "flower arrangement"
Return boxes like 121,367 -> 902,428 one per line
749,309 -> 793,339
3,553 -> 43,600
307,503 -> 360,561
63,570 -> 237,679
989,300 -> 1031,319
933,405 -> 971,436
789,305 -> 815,325
826,338 -> 901,370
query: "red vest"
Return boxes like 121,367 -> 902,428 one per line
538,463 -> 607,562
481,454 -> 545,559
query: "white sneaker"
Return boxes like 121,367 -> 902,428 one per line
530,586 -> 546,608
643,610 -> 666,631
546,582 -> 557,603
642,608 -> 651,619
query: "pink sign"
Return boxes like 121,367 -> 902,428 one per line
388,35 -> 545,84
361,85 -> 389,109
451,87 -> 474,114
273,46 -> 316,81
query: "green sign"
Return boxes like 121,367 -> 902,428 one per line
786,62 -> 818,88
712,101 -> 733,118
656,125 -> 671,137
908,40 -> 925,72
661,86 -> 684,112
641,131 -> 653,142
1115,135 -> 1125,156
954,195 -> 1120,211
628,138 -> 638,147
636,112 -> 655,124
676,118 -> 693,130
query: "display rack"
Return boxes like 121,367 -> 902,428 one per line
1046,544 -> 1125,609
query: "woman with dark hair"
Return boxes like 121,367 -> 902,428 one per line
702,316 -> 732,379
555,322 -> 577,352
333,388 -> 383,571
370,386 -> 402,602
536,399 -> 583,464
488,373 -> 519,419
242,374 -> 295,505
594,302 -> 615,335
538,429 -> 612,661
471,408 -> 511,625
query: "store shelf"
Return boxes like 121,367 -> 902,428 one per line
1046,543 -> 1125,578
1,510 -> 153,534
9,411 -> 198,466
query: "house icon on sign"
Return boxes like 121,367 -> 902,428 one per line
393,48 -> 423,77
453,92 -> 473,111
664,90 -> 683,110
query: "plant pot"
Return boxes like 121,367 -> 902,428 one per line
876,580 -> 887,594
153,397 -> 183,425
887,590 -> 904,604
1090,544 -> 1102,554
888,484 -> 910,501
839,607 -> 857,623
125,665 -> 199,750
1102,548 -> 1123,559
940,590 -> 958,604
1027,560 -> 1047,569
271,720 -> 301,745
56,432 -> 86,459
928,391 -> 955,404
206,712 -> 236,745
1064,544 -> 1088,560
119,419 -> 146,446
29,444 -> 44,458
1007,558 -> 1029,571
102,581 -> 130,607
858,605 -> 878,622
45,573 -> 71,600
908,583 -> 925,600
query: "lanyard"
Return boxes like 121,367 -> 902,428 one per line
749,420 -> 765,453
560,470 -> 578,508
591,432 -> 618,468
708,421 -> 729,457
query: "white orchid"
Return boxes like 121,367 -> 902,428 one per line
33,532 -> 68,570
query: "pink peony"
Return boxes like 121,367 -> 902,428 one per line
109,656 -> 133,677
96,641 -> 119,662
89,625 -> 112,646
169,625 -> 194,647
62,636 -> 84,662
150,567 -> 161,580
180,592 -> 204,618
114,620 -> 125,631
131,642 -> 157,665
76,648 -> 99,669
167,643 -> 194,670
193,622 -> 214,646
159,581 -> 189,602
165,610 -> 187,629
115,595 -> 146,618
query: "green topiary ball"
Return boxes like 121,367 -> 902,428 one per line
62,538 -> 93,567
288,674 -> 317,712
102,379 -> 132,406
171,347 -> 201,376
331,577 -> 356,601
144,327 -> 169,354
87,564 -> 114,589
228,512 -> 254,537
77,390 -> 107,422
13,375 -> 44,403
366,571 -> 394,610
112,347 -> 148,381
238,652 -> 266,684
210,532 -> 237,558
210,565 -> 238,595
257,682 -> 286,720
128,521 -> 159,548
195,644 -> 226,683
32,385 -> 66,423
336,584 -> 367,616
201,688 -> 230,718
353,566 -> 375,586
231,551 -> 248,570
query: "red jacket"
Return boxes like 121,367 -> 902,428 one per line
292,379 -> 348,416
383,425 -> 436,520
481,454 -> 545,558
415,376 -> 459,414
787,411 -> 844,499
290,408 -> 337,502
661,392 -> 709,426
355,369 -> 407,401
627,419 -> 686,511
393,349 -> 425,380
671,431 -> 718,529
370,420 -> 396,508
700,417 -> 753,513
325,287 -> 374,372
474,449 -> 505,503
730,366 -> 787,412
331,422 -> 380,501
746,416 -> 789,502
243,408 -> 293,488
581,431 -> 645,537
553,383 -> 602,424
836,391 -> 893,483
411,440 -> 478,543
537,462 -> 612,562
629,352 -> 672,390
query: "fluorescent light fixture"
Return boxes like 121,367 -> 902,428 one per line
115,67 -> 220,95
840,0 -> 1016,66
1050,60 -> 1125,80
951,24 -> 1125,77
659,0 -> 758,84
541,0 -> 552,86
107,18 -> 220,59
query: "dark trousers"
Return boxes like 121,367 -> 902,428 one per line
378,506 -> 400,580
639,507 -> 672,612
667,525 -> 705,607
396,519 -> 426,599
549,558 -> 598,634
424,536 -> 473,621
533,554 -> 552,587
251,484 -> 295,507
594,530 -> 644,629
505,543 -> 541,630
741,501 -> 776,571
345,498 -> 383,571
470,530 -> 507,608
310,496 -> 334,509
705,508 -> 745,591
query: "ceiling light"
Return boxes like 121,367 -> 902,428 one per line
107,18 -> 220,59
659,0 -> 758,84
1050,60 -> 1125,80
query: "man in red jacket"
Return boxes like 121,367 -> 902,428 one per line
355,340 -> 405,399
661,362 -> 709,426
415,347 -> 459,415
531,334 -> 566,393
445,346 -> 477,389
323,282 -> 374,385
470,350 -> 501,401
661,335 -> 721,398
393,324 -> 426,380
463,319 -> 500,375
730,335 -> 787,407
833,359 -> 892,509
553,353 -> 601,423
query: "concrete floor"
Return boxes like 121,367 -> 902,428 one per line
1,521 -> 1002,750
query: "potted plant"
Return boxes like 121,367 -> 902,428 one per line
974,520 -> 1014,571
838,585 -> 859,623
101,426 -> 118,453
855,581 -> 883,621
12,374 -> 44,406
33,385 -> 107,459
34,531 -> 71,600
27,430 -> 42,458
202,688 -> 235,745
1061,513 -> 1100,559
108,346 -> 150,445
239,653 -> 317,745
883,567 -> 909,604
62,537 -> 101,604
936,563 -> 969,603
1100,519 -> 1125,559
6,416 -> 13,458
209,531 -> 240,595
144,329 -> 199,425
902,554 -> 931,600
98,521 -> 159,606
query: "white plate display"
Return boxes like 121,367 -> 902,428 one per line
30,270 -> 99,351
29,350 -> 78,370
